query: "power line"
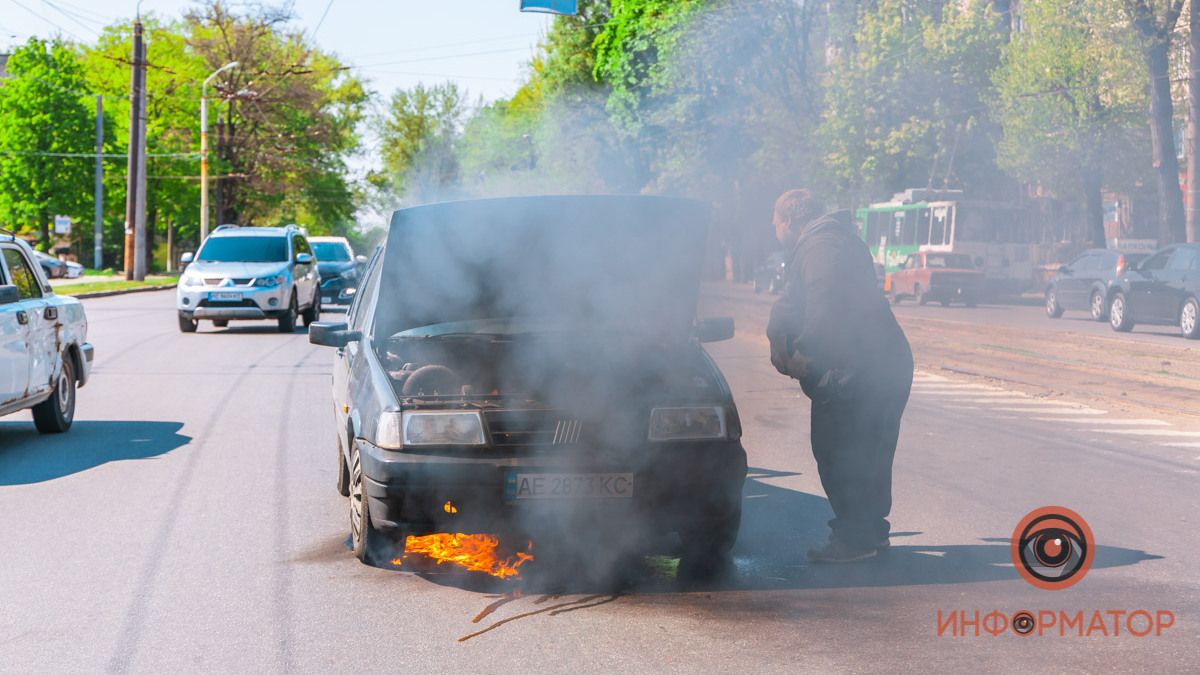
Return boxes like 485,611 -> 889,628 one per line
309,0 -> 334,40
7,0 -> 82,41
41,0 -> 102,36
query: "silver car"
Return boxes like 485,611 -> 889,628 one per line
176,224 -> 321,333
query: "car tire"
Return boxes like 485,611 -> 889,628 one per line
348,444 -> 396,565
1089,290 -> 1108,322
965,295 -> 977,308
212,319 -> 229,328
916,284 -> 929,306
277,293 -> 298,333
939,298 -> 951,307
1110,292 -> 1134,332
32,354 -> 75,434
1045,288 -> 1063,318
890,293 -> 902,305
302,292 -> 321,327
178,313 -> 198,333
677,500 -> 741,585
1181,297 -> 1200,339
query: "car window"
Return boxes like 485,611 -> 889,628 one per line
2,247 -> 44,299
349,247 -> 383,331
1141,249 -> 1173,272
311,241 -> 351,261
903,255 -> 915,270
1067,254 -> 1089,271
197,236 -> 288,262
293,234 -> 312,258
1168,247 -> 1198,271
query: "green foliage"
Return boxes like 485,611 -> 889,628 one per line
819,1 -> 1005,200
371,82 -> 467,203
0,38 -> 95,249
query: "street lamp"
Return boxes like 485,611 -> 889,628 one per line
200,61 -> 238,242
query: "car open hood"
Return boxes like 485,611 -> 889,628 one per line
375,195 -> 710,341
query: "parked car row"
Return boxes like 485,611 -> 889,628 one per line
1046,244 -> 1200,339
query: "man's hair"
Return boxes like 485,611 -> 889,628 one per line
774,189 -> 825,229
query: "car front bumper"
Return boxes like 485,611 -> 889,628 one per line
356,439 -> 748,536
319,277 -> 357,305
77,342 -> 94,386
176,284 -> 291,320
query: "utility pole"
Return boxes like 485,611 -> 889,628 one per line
123,18 -> 145,279
201,61 -> 239,242
1189,0 -> 1200,242
94,95 -> 103,270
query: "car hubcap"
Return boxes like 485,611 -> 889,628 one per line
1092,294 -> 1103,317
1112,298 -> 1123,325
1047,292 -> 1056,312
350,456 -> 364,544
1184,303 -> 1197,334
57,372 -> 70,411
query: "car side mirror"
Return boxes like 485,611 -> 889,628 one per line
355,255 -> 368,264
295,252 -> 314,265
180,251 -> 194,265
0,285 -> 20,305
309,321 -> 361,348
697,317 -> 735,343
1058,265 -> 1071,274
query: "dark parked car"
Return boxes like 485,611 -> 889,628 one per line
33,250 -> 68,279
1045,249 -> 1147,321
309,196 -> 747,579
1108,244 -> 1200,339
753,251 -> 786,294
310,236 -> 367,307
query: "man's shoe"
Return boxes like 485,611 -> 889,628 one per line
806,538 -> 879,564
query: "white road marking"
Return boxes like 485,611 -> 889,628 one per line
1162,442 -> 1200,448
1031,418 -> 1171,426
916,391 -> 1021,397
959,397 -> 1079,405
992,407 -> 1107,415
1093,429 -> 1200,438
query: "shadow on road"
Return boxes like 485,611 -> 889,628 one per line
0,420 -> 190,485
332,465 -> 1161,597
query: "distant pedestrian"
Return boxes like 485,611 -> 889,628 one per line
766,188 -> 914,562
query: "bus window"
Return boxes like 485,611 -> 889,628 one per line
931,207 -> 947,245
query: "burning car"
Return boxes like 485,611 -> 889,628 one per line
309,196 -> 747,578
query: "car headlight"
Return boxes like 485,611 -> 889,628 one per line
648,406 -> 727,441
182,274 -> 205,287
253,274 -> 285,287
339,268 -> 357,280
375,411 -> 487,449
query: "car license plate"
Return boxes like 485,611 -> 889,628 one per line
505,472 -> 633,500
209,291 -> 241,302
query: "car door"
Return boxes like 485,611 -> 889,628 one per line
1162,247 -> 1199,321
1129,248 -> 1174,322
292,234 -> 317,308
334,248 -> 382,443
0,254 -> 32,408
1057,253 -> 1090,309
0,244 -> 54,395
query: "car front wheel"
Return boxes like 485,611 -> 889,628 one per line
1045,288 -> 1063,318
32,354 -> 75,434
348,445 -> 397,565
302,292 -> 321,327
277,293 -> 298,333
178,313 -> 198,333
1110,292 -> 1134,332
1181,297 -> 1200,339
677,500 -> 741,585
1090,290 -> 1108,321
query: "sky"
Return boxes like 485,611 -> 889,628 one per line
0,0 -> 553,102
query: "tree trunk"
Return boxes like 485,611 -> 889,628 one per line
1189,0 -> 1200,242
39,211 -> 49,251
1082,164 -> 1107,248
1144,39 -> 1188,244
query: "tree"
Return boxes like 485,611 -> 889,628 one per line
370,82 -> 467,205
993,0 -> 1146,246
184,1 -> 365,227
0,38 -> 95,250
1188,0 -> 1200,242
1123,0 -> 1187,244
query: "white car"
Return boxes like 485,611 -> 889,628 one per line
65,260 -> 84,278
0,235 -> 94,433
176,224 -> 321,333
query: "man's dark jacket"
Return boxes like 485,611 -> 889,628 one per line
767,210 -> 912,400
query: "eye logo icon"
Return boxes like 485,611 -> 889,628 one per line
1011,506 -> 1094,590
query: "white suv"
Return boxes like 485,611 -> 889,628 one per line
176,224 -> 321,333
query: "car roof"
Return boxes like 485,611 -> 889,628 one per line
209,226 -> 297,238
308,236 -> 349,243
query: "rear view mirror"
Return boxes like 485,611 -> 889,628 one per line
355,255 -> 368,264
309,321 -> 361,348
296,252 -> 314,265
697,317 -> 735,343
0,285 -> 20,305
180,251 -> 194,265
1058,265 -> 1070,274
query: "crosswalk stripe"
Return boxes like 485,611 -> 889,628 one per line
1031,418 -> 1171,426
992,407 -> 1107,415
1093,429 -> 1200,438
1162,442 -> 1200,448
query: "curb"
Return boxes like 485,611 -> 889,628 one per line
66,284 -> 177,300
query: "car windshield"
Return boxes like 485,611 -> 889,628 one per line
312,241 -> 351,261
197,236 -> 288,263
926,254 -> 974,268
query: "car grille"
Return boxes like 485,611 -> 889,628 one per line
484,410 -> 585,448
203,277 -> 254,286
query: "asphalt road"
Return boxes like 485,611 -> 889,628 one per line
1,289 -> 1196,673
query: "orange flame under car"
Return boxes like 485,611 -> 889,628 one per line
395,533 -> 534,579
